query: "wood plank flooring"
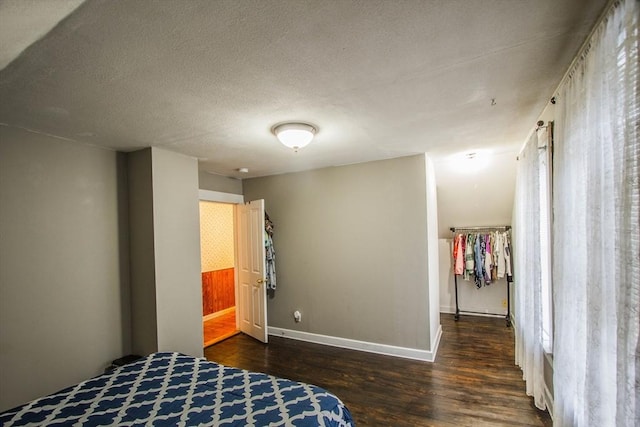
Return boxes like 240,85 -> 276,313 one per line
204,313 -> 551,427
203,308 -> 239,348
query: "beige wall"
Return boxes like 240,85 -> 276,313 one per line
0,126 -> 131,411
433,150 -> 517,238
243,154 -> 433,350
151,148 -> 203,357
438,238 -> 510,315
199,170 -> 243,194
128,148 -> 203,358
128,149 -> 158,355
425,156 -> 441,349
433,150 -> 517,320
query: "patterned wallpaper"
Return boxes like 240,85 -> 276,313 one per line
199,201 -> 235,272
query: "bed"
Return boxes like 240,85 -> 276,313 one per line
0,352 -> 354,426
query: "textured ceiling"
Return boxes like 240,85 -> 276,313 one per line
0,0 -> 607,178
0,0 -> 85,70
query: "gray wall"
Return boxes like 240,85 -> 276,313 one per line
243,154 -> 433,350
199,170 -> 243,194
0,126 -> 131,411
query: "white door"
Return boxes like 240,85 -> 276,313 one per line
236,199 -> 268,343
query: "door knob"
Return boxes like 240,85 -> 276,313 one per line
256,278 -> 265,284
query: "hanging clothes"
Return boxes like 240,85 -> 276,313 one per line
450,227 -> 513,326
484,234 -> 493,284
265,212 -> 276,291
452,229 -> 513,287
463,233 -> 475,281
453,234 -> 465,275
474,235 -> 483,288
495,232 -> 506,279
490,234 -> 498,281
504,232 -> 512,282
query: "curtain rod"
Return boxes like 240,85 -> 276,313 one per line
535,120 -> 550,131
450,226 -> 511,232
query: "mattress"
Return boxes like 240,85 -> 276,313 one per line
0,352 -> 354,426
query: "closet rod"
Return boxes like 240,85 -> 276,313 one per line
450,225 -> 511,232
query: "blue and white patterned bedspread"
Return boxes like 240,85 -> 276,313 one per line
0,352 -> 354,426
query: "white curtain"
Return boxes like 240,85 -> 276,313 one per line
553,0 -> 639,425
513,128 -> 546,410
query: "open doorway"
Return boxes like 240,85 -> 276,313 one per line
198,189 -> 269,346
199,200 -> 240,347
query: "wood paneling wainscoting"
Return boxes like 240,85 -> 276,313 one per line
202,268 -> 235,316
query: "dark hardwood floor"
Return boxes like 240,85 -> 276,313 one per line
204,313 -> 552,427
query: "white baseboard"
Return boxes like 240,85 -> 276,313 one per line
203,306 -> 235,322
440,306 -> 508,318
268,327 -> 440,362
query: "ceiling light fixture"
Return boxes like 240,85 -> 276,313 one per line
273,122 -> 316,152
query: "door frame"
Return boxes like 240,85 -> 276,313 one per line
199,190 -> 244,205
198,190 -> 244,332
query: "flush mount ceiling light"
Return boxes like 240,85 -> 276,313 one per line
272,122 -> 317,152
